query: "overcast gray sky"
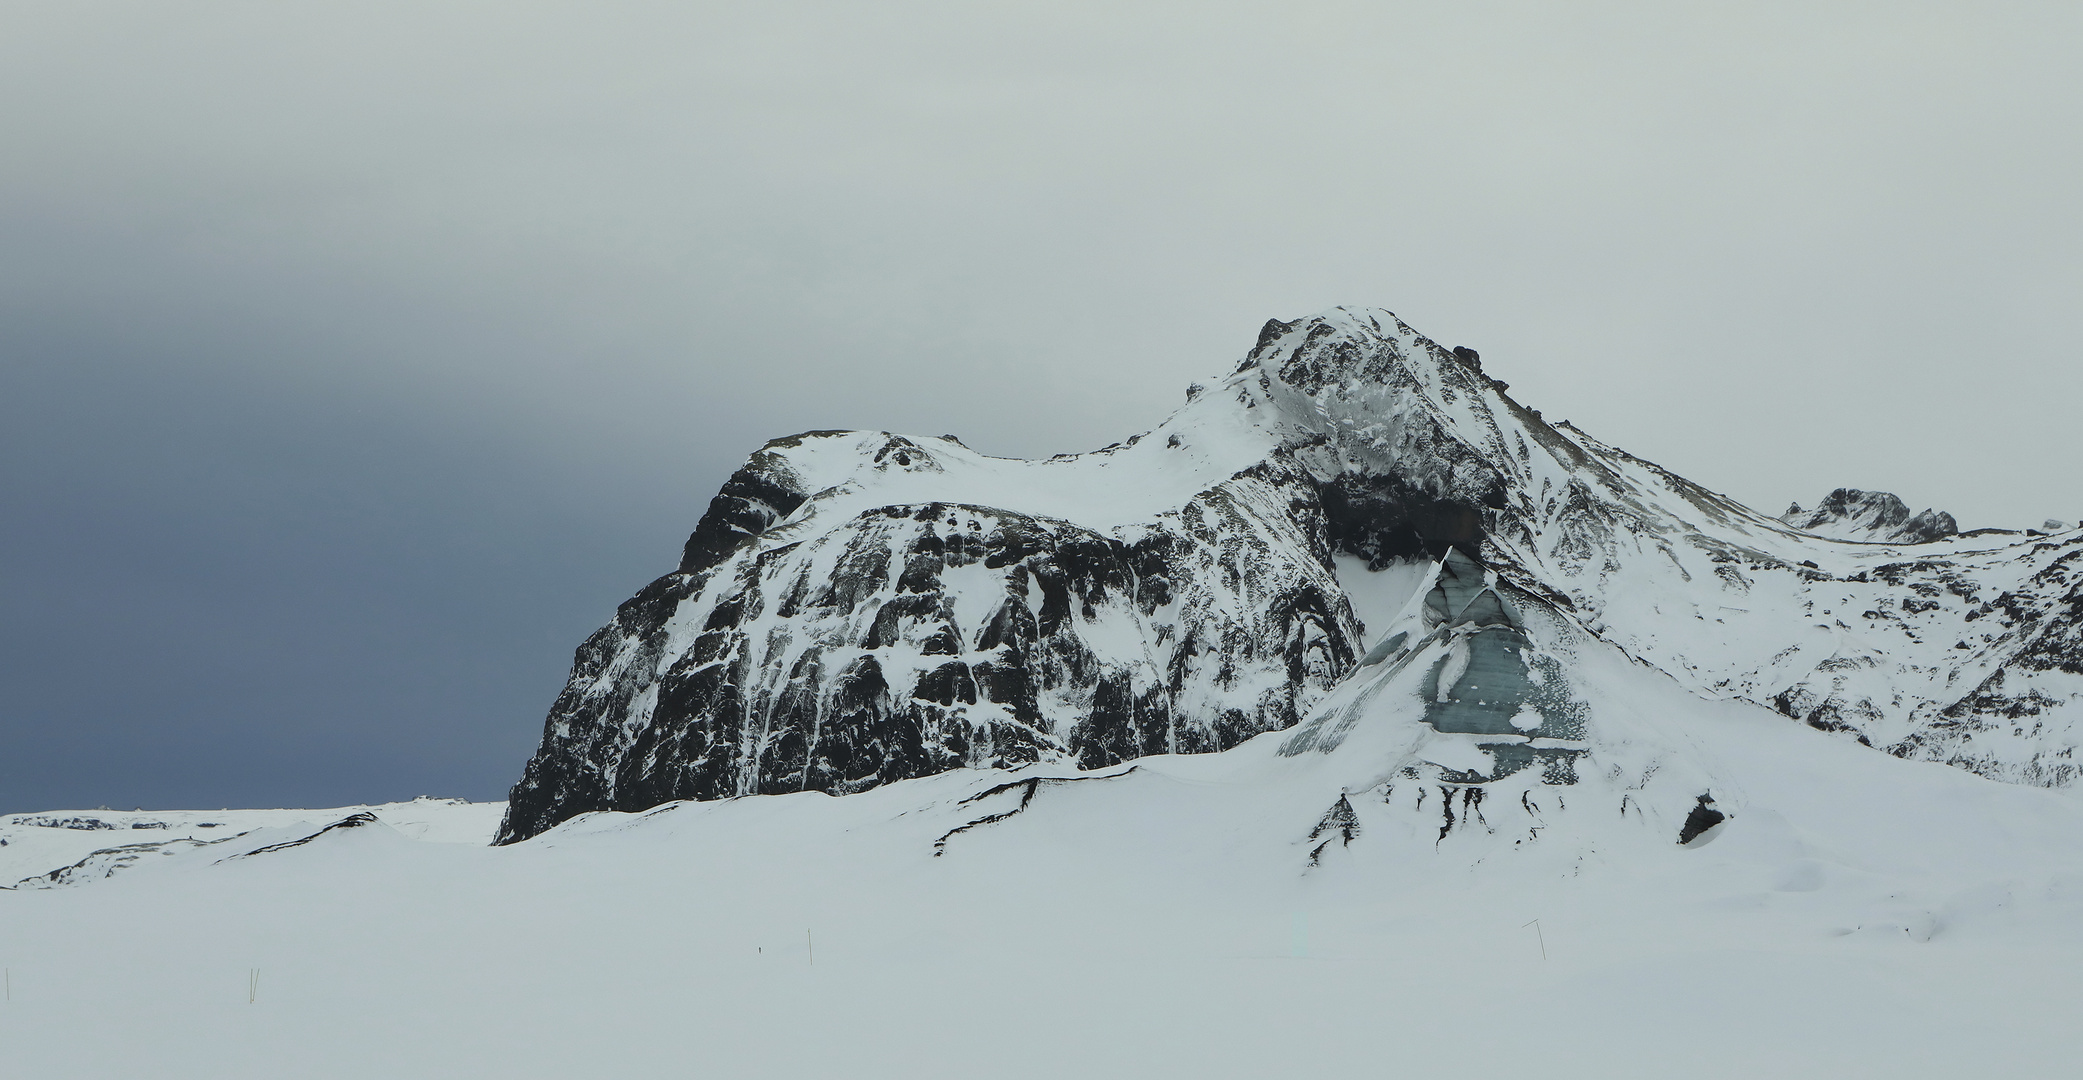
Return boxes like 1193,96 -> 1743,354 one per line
4,2 -> 2078,813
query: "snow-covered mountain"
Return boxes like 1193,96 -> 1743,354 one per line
11,699 -> 2083,1079
497,307 -> 2083,844
1780,488 -> 1959,544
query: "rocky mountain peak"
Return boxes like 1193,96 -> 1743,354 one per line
1781,488 -> 1959,544
1218,308 -> 1539,560
1242,307 -> 1493,401
496,305 -> 2083,847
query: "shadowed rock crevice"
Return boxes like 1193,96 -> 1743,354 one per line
1319,473 -> 1497,566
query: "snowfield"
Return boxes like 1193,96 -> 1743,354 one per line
6,709 -> 2083,1078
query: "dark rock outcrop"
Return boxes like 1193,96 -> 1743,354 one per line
1678,794 -> 1726,844
500,467 -> 1372,843
1782,488 -> 1959,544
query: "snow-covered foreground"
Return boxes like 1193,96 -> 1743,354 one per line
7,704 -> 2083,1079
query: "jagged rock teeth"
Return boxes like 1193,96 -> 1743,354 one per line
1782,488 -> 1959,544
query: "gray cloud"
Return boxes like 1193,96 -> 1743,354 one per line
4,1 -> 2079,810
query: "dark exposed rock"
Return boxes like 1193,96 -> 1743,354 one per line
1678,794 -> 1726,844
11,816 -> 119,830
1782,488 -> 1959,545
227,813 -> 379,860
1319,472 -> 1496,565
678,438 -> 828,573
1306,792 -> 1363,865
499,477 -> 1364,843
1256,318 -> 1295,350
931,769 -> 1141,856
1309,794 -> 1360,846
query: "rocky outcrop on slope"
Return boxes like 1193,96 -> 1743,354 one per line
498,449 -> 1375,843
499,311 -> 1521,843
497,308 -> 2083,843
1782,488 -> 1959,544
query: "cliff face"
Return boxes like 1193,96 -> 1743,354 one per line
499,464 -> 1361,845
497,308 -> 2083,843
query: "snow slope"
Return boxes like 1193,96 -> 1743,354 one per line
1,800 -> 503,889
6,698 -> 2083,1078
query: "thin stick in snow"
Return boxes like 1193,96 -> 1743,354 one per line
807,930 -> 813,967
1523,919 -> 1546,961
249,968 -> 259,1004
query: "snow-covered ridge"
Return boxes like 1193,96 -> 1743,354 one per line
497,306 -> 2083,844
1781,487 -> 1959,544
12,715 -> 2083,1078
0,799 -> 504,889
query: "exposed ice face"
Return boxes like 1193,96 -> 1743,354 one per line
1282,547 -> 1602,829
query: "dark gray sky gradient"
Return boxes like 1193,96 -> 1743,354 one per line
5,2 -> 2079,812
